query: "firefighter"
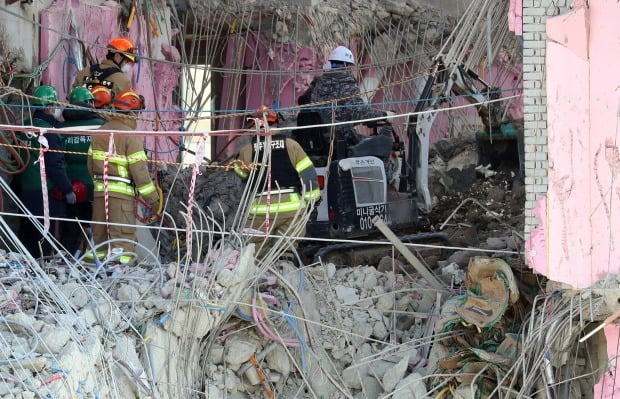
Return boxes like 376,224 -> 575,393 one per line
59,86 -> 107,255
234,106 -> 321,251
72,37 -> 137,96
87,89 -> 160,264
18,85 -> 75,258
90,85 -> 114,110
305,46 -> 395,158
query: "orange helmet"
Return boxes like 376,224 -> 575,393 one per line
247,105 -> 278,128
108,37 -> 138,62
114,90 -> 144,111
90,85 -> 113,109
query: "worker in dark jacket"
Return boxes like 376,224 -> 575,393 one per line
18,85 -> 76,258
305,46 -> 394,158
87,90 -> 160,265
234,106 -> 320,252
72,37 -> 136,96
58,86 -> 106,255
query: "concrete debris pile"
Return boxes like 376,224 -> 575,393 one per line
157,166 -> 245,261
188,0 -> 455,55
0,246 -> 438,398
296,263 -> 434,399
426,133 -> 525,267
0,244 -> 257,399
0,241 -> 609,399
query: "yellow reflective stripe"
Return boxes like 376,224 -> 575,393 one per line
303,187 -> 321,201
249,193 -> 303,214
118,255 -> 134,264
250,201 -> 301,214
137,181 -> 156,196
84,251 -> 133,264
127,150 -> 147,164
295,156 -> 313,173
94,181 -> 135,196
117,165 -> 129,178
90,150 -> 129,166
84,250 -> 107,260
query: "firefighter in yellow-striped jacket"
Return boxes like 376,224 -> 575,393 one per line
87,90 -> 159,264
234,105 -> 321,247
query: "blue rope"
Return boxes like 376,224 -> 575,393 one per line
3,86 -> 523,114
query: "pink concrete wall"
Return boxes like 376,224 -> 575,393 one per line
544,6 -> 591,284
39,0 -> 181,163
545,0 -> 620,288
216,33 -> 523,156
543,1 -> 620,396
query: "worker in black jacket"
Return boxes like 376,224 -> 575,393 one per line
17,85 -> 75,258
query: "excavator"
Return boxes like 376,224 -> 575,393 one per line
295,57 -> 521,261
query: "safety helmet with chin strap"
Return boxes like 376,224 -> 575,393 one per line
108,37 -> 138,63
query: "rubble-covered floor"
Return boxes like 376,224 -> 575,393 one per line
0,130 -> 610,399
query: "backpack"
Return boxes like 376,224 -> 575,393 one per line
82,64 -> 121,91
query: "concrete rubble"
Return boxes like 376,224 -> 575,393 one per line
0,245 -> 440,398
0,145 -> 612,399
0,107 -> 610,398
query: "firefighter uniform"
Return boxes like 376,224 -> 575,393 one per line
234,133 -> 321,243
72,59 -> 131,96
87,116 -> 159,263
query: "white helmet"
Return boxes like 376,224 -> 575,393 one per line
328,46 -> 355,65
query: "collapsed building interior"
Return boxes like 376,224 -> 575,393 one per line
0,0 -> 615,398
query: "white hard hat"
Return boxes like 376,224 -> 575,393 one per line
328,46 -> 355,65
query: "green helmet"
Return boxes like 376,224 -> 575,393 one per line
32,85 -> 58,106
69,86 -> 94,104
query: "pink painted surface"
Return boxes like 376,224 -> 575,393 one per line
544,2 -> 620,396
545,1 -> 620,286
508,0 -> 523,36
593,326 -> 620,397
39,0 -> 181,163
524,196 -> 547,275
216,33 -> 524,156
545,38 -> 591,285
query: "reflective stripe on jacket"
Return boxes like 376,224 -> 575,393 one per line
87,117 -> 159,204
235,135 -> 320,215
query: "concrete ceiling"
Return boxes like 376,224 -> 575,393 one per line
421,0 -> 471,17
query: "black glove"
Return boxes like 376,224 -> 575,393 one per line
65,191 -> 77,205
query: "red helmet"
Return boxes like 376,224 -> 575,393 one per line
90,85 -> 113,109
114,90 -> 144,111
247,105 -> 278,127
108,37 -> 138,63
72,180 -> 88,203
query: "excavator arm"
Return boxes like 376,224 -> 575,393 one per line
403,59 -> 510,213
